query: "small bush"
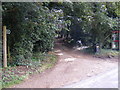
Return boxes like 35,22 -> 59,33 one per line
1,52 -> 57,88
95,49 -> 119,58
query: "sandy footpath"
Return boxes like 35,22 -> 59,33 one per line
11,41 -> 118,88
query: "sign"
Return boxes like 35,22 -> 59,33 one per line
7,29 -> 11,34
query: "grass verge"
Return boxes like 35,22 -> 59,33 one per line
1,52 -> 58,88
95,49 -> 119,59
80,47 -> 119,59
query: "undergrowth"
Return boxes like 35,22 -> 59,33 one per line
80,47 -> 119,59
95,49 -> 119,58
1,52 -> 57,88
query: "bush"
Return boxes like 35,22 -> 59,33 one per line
0,40 -> 2,67
95,49 -> 119,58
2,3 -> 58,66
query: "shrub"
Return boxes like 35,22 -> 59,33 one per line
2,3 -> 58,66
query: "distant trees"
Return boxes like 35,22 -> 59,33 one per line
48,2 -> 119,49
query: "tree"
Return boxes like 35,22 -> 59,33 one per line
52,2 -> 118,50
2,2 -> 119,66
2,2 -> 59,65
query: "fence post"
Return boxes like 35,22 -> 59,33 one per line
3,26 -> 7,67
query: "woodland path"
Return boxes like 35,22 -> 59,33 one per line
63,67 -> 118,88
12,39 -> 118,88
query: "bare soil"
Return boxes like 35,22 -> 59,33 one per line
11,39 -> 118,88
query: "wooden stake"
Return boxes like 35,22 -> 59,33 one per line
3,26 -> 7,67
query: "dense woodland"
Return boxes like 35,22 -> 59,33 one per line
2,2 -> 120,66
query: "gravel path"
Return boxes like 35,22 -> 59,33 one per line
11,41 -> 118,88
63,67 -> 118,88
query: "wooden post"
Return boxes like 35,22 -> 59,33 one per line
3,26 -> 7,67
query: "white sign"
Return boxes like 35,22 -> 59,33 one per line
7,29 -> 11,34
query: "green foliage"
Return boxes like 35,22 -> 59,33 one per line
55,2 -> 118,49
89,3 -> 118,49
0,26 -> 2,67
2,2 -> 58,66
1,53 -> 57,88
0,41 -> 2,66
95,49 -> 119,58
1,67 -> 28,88
2,2 -> 119,65
115,2 -> 120,16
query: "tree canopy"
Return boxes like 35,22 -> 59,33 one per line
2,2 -> 119,66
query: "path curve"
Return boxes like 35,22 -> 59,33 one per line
12,41 -> 118,88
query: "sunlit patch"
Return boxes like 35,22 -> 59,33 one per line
73,69 -> 78,71
64,58 -> 76,62
54,50 -> 61,53
76,47 -> 83,50
57,53 -> 63,56
76,46 -> 89,50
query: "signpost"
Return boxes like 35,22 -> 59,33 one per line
3,26 -> 7,67
112,30 -> 119,50
3,26 -> 11,67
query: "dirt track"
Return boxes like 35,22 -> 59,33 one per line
11,41 -> 118,88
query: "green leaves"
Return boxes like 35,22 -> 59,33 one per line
52,2 -> 118,49
2,2 -> 58,66
2,2 -> 119,65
